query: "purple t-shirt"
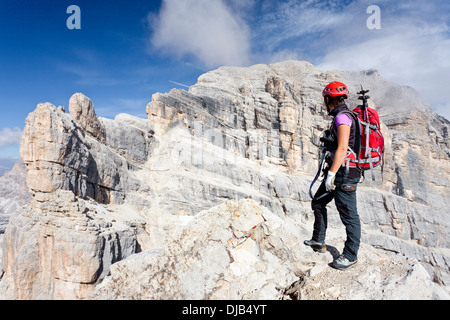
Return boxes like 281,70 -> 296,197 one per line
335,113 -> 352,128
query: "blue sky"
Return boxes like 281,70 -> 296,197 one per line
1,0 -> 449,162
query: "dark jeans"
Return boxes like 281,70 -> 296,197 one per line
311,168 -> 361,261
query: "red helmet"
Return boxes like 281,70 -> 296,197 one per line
322,81 -> 349,99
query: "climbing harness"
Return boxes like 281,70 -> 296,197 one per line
309,130 -> 335,201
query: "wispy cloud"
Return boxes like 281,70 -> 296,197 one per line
58,48 -> 123,87
168,80 -> 191,88
149,0 -> 251,69
0,127 -> 22,148
249,0 -> 355,62
60,64 -> 123,87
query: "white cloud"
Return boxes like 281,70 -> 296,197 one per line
317,18 -> 450,119
148,0 -> 450,120
245,1 -> 450,121
265,49 -> 302,64
0,127 -> 22,148
149,0 -> 251,69
252,0 -> 450,120
96,98 -> 149,119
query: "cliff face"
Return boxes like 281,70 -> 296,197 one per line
0,61 -> 448,299
0,162 -> 30,234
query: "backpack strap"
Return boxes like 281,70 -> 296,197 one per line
331,110 -> 362,172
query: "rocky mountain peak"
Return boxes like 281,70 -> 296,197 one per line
69,92 -> 105,141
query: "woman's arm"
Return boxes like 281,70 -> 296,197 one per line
329,124 -> 350,174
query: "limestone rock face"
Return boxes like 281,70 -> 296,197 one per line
19,96 -> 154,204
0,162 -> 30,234
1,193 -> 140,299
69,93 -> 105,141
91,199 -> 445,300
1,61 -> 449,299
1,94 -> 154,299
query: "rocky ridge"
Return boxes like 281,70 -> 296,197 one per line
0,162 -> 30,234
0,60 -> 448,299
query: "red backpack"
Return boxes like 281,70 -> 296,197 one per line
341,88 -> 384,180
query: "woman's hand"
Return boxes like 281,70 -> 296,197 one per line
325,171 -> 336,191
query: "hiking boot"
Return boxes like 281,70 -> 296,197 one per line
331,254 -> 358,270
304,239 -> 326,253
